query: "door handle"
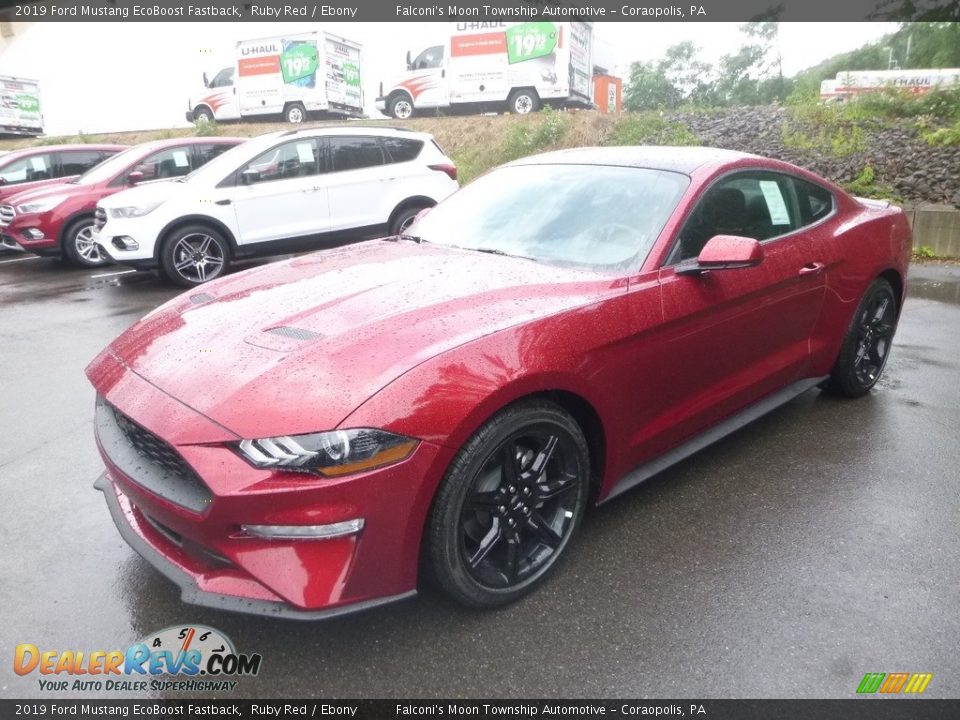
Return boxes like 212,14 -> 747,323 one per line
799,262 -> 825,276
214,199 -> 231,205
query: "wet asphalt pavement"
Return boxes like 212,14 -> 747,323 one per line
0,255 -> 958,700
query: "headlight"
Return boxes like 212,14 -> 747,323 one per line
110,201 -> 162,219
17,195 -> 67,214
235,428 -> 417,477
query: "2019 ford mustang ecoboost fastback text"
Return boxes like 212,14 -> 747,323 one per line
86,146 -> 911,618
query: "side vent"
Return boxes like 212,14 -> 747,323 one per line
267,326 -> 323,341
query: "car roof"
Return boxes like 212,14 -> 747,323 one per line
266,125 -> 435,141
129,136 -> 244,151
1,143 -> 128,158
513,146 -> 761,174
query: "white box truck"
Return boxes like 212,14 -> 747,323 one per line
820,68 -> 960,102
376,21 -> 593,118
186,31 -> 363,124
0,75 -> 43,137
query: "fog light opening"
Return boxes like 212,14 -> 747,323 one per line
112,236 -> 139,251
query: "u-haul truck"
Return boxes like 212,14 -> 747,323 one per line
820,68 -> 960,102
186,31 -> 363,124
0,75 -> 43,137
376,21 -> 593,118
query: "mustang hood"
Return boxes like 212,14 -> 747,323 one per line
97,241 -> 616,439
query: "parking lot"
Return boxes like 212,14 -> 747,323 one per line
1,254 -> 958,699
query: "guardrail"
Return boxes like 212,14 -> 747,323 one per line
904,204 -> 960,258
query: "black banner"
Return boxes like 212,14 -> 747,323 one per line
0,0 -> 958,22
2,700 -> 960,720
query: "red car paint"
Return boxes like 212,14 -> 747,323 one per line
2,138 -> 242,258
86,147 -> 912,618
0,144 -> 126,204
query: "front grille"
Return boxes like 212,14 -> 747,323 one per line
111,405 -> 198,484
95,396 -> 213,513
94,207 -> 106,231
0,205 -> 14,227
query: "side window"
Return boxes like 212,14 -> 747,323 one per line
328,137 -> 386,173
132,147 -> 195,181
793,176 -> 835,227
381,137 -> 424,164
0,153 -> 53,184
58,151 -> 104,176
210,68 -> 234,88
413,46 -> 444,70
244,140 -> 318,184
195,143 -> 235,166
672,172 -> 798,263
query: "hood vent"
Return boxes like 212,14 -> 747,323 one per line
267,326 -> 323,341
189,292 -> 215,305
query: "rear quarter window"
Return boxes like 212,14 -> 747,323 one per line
793,177 -> 835,226
381,137 -> 424,164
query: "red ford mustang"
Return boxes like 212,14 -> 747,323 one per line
87,147 -> 911,618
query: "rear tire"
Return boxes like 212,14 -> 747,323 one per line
426,400 -> 590,608
389,204 -> 430,236
508,89 -> 540,115
160,225 -> 230,287
284,103 -> 306,124
62,217 -> 107,268
821,278 -> 898,398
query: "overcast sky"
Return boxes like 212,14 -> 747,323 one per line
1,22 -> 897,136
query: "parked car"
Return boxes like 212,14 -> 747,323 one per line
0,143 -> 126,207
87,146 -> 911,618
93,126 -> 458,286
0,138 -> 243,266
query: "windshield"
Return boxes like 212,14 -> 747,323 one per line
73,146 -> 145,185
407,164 -> 689,272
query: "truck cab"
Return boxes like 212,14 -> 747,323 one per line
186,66 -> 241,123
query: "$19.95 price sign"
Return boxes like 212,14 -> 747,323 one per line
505,22 -> 558,64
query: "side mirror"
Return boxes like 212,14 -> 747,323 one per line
405,50 -> 412,70
127,171 -> 144,186
240,168 -> 260,185
203,72 -> 210,88
676,235 -> 764,276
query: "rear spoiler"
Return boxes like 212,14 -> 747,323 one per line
855,196 -> 892,210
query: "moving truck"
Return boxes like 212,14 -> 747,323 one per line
376,21 -> 593,118
0,75 -> 43,137
820,68 -> 960,102
186,31 -> 363,124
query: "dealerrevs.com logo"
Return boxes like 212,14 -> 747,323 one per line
14,625 -> 262,693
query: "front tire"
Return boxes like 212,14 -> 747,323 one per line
388,95 -> 414,120
426,400 -> 590,608
159,225 -> 230,287
193,106 -> 214,123
821,277 -> 898,397
62,217 -> 107,268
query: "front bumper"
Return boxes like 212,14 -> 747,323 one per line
2,212 -> 59,253
88,351 -> 452,617
92,218 -> 158,266
95,473 -> 415,619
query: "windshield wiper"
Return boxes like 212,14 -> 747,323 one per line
471,247 -> 534,261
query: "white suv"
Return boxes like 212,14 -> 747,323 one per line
94,126 -> 459,286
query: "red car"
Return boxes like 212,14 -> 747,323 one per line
87,147 -> 911,617
0,143 -> 126,207
1,137 -> 243,266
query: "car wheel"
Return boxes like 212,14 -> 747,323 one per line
389,205 -> 428,236
194,106 -> 214,123
388,95 -> 414,120
508,89 -> 539,115
821,277 -> 898,398
426,400 -> 590,608
62,217 -> 108,268
284,103 -> 306,124
160,225 -> 229,287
